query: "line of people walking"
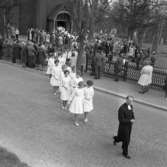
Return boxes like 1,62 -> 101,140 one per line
46,49 -> 95,127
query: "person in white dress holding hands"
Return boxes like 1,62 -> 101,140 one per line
50,59 -> 62,95
75,72 -> 84,85
83,80 -> 94,123
46,53 -> 55,79
60,70 -> 71,110
69,81 -> 85,127
138,61 -> 153,94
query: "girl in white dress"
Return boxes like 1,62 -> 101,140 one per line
70,66 -> 76,82
60,70 -> 71,110
46,53 -> 55,78
70,52 -> 78,70
58,52 -> 66,67
69,81 -> 85,127
50,59 -> 61,95
75,72 -> 84,85
83,80 -> 94,123
70,70 -> 83,89
70,67 -> 77,94
138,62 -> 153,94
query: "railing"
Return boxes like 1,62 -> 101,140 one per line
103,61 -> 167,89
1,44 -> 167,89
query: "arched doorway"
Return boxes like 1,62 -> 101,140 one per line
55,11 -> 71,32
47,10 -> 72,33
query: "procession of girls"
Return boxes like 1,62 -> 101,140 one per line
46,48 -> 94,127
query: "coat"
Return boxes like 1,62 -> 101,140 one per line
50,66 -> 62,87
21,45 -> 28,65
46,57 -> 55,75
60,76 -> 71,101
83,87 -> 94,112
95,53 -> 104,67
114,57 -> 122,73
27,44 -> 37,68
163,77 -> 167,92
138,65 -> 153,86
38,45 -> 46,66
117,103 -> 135,144
69,87 -> 85,115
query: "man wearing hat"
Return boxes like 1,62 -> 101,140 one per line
94,47 -> 105,79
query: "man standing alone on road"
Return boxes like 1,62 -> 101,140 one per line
113,96 -> 135,159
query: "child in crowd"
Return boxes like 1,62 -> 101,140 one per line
46,53 -> 55,79
60,70 -> 71,110
70,66 -> 77,93
58,52 -> 66,67
163,76 -> 167,99
69,81 -> 85,127
83,80 -> 94,123
75,71 -> 84,85
50,59 -> 61,95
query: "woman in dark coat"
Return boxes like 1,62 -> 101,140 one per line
27,41 -> 37,68
113,96 -> 135,159
163,76 -> 167,99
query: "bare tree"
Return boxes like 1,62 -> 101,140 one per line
110,0 -> 166,48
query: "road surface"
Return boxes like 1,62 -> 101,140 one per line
0,62 -> 167,167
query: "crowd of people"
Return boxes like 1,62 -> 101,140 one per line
27,26 -> 78,49
2,26 -> 167,159
0,26 -> 79,70
89,32 -> 156,67
1,25 -> 167,98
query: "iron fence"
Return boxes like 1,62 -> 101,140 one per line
104,61 -> 167,89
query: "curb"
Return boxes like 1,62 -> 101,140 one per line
0,60 -> 45,75
95,86 -> 167,112
1,60 -> 167,112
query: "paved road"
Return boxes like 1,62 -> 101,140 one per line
0,63 -> 167,167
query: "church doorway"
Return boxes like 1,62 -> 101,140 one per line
55,11 -> 71,32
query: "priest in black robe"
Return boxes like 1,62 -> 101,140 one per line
113,96 -> 135,159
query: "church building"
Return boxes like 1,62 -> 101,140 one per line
1,0 -> 74,34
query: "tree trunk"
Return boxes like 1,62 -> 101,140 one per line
128,27 -> 135,40
151,18 -> 164,53
137,29 -> 145,48
89,13 -> 94,39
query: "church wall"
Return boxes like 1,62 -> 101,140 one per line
3,0 -> 74,34
19,0 -> 37,34
35,0 -> 73,31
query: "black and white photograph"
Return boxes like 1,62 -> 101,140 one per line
0,0 -> 167,166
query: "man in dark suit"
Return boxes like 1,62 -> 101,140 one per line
20,42 -> 28,67
0,37 -> 3,59
113,96 -> 135,159
122,57 -> 129,81
114,55 -> 123,81
12,41 -> 20,63
95,48 -> 105,79
38,44 -> 47,71
27,41 -> 37,68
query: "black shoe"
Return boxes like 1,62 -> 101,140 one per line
138,91 -> 144,94
113,137 -> 117,146
122,153 -> 131,159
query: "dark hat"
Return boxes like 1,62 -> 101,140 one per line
87,80 -> 94,86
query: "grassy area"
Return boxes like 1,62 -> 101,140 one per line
0,147 -> 30,167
